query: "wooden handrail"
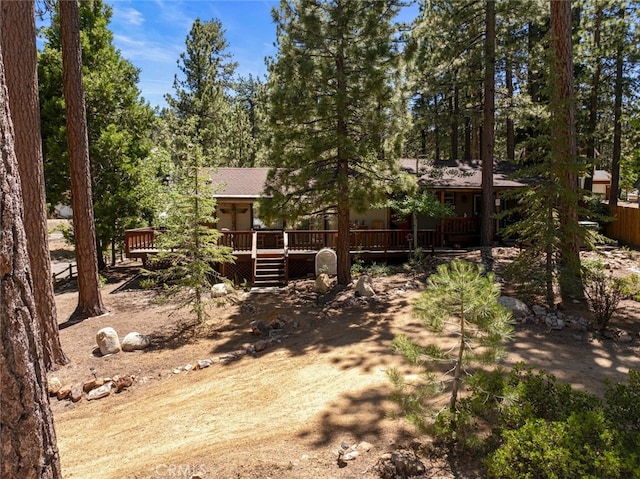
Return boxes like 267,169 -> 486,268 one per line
125,226 -> 445,258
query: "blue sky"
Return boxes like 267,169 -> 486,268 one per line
39,1 -> 418,109
106,0 -> 279,109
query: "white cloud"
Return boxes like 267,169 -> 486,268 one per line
113,34 -> 180,64
115,7 -> 144,26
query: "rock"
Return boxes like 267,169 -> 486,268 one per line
56,385 -> 71,401
254,340 -> 268,352
314,273 -> 331,294
545,315 -> 565,330
211,283 -> 228,298
358,441 -> 373,452
498,296 -> 531,319
184,363 -> 194,371
48,377 -> 62,396
87,382 -> 113,400
115,375 -> 135,392
566,316 -> 589,331
374,449 -> 426,479
355,275 -> 375,298
343,450 -> 359,461
96,327 -> 121,355
83,377 -> 104,393
219,350 -> 246,364
532,304 -> 547,317
250,320 -> 268,336
121,332 -> 150,352
197,359 -> 213,369
70,383 -> 83,403
619,332 -> 633,343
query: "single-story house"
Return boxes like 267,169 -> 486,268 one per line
591,170 -> 611,197
125,159 -> 527,285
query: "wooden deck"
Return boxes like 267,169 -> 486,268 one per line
124,217 -> 480,284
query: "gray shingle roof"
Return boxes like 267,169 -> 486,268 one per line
209,167 -> 270,198
401,159 -> 527,189
209,161 -> 526,199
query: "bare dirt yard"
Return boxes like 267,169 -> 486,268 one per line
47,227 -> 640,479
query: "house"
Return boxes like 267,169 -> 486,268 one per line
125,160 -> 527,286
591,170 -> 611,197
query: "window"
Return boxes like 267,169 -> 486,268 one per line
444,192 -> 455,206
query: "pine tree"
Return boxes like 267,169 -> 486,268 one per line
60,0 -> 107,318
550,0 -> 582,301
165,18 -> 237,167
39,0 -> 156,268
0,39 -> 62,479
227,74 -> 269,167
388,260 -> 513,430
263,0 -> 407,285
154,135 -> 235,323
1,0 -> 68,369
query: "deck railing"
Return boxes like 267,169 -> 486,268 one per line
287,230 -> 337,251
441,216 -> 479,234
124,227 -> 157,256
220,230 -> 252,251
125,218 -> 477,258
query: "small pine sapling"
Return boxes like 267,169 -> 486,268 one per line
388,260 -> 513,432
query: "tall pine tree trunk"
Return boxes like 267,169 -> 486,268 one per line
609,6 -> 624,207
505,47 -> 515,162
60,0 -> 107,318
0,0 -> 68,370
550,0 -> 583,301
451,84 -> 459,160
335,11 -> 351,286
434,95 -> 441,161
0,46 -> 63,479
464,116 -> 472,161
481,0 -> 496,246
584,4 -> 603,192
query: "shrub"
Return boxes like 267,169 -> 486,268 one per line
485,367 -> 640,479
582,261 -> 624,330
487,411 -> 623,479
366,262 -> 392,277
498,364 -> 601,429
619,273 -> 640,301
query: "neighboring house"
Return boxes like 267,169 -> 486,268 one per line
591,169 -> 611,197
125,159 -> 527,286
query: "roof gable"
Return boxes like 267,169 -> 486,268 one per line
208,167 -> 270,198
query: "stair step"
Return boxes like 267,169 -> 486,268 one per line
254,256 -> 286,286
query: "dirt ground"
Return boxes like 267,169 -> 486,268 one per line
47,228 -> 640,479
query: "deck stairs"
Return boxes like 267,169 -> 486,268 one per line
253,253 -> 287,287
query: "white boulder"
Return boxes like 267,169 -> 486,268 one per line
355,275 -> 376,298
211,283 -> 228,298
121,332 -> 150,352
96,327 -> 121,355
314,273 -> 331,294
498,296 -> 530,319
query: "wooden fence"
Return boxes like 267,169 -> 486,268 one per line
52,263 -> 76,284
606,205 -> 640,248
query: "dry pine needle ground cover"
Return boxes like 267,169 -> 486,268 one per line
48,231 -> 640,479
